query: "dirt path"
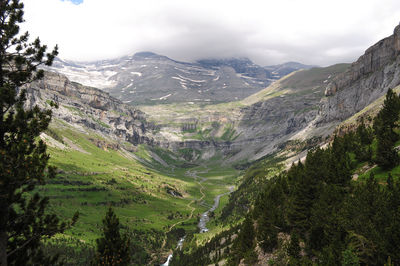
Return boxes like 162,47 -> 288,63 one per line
352,163 -> 377,180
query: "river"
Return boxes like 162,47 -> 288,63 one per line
161,186 -> 234,266
198,186 -> 234,233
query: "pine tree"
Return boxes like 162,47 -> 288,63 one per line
288,232 -> 301,259
93,207 -> 131,266
374,88 -> 400,169
0,1 -> 78,265
356,118 -> 373,146
376,127 -> 398,169
341,248 -> 360,266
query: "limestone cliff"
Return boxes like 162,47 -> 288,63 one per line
319,24 -> 400,123
24,71 -> 156,147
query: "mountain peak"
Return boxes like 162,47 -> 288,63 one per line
132,51 -> 166,59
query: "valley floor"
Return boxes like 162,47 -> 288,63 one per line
40,119 -> 242,264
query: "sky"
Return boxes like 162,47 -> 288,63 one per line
22,0 -> 400,66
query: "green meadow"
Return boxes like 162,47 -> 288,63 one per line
39,119 -> 241,259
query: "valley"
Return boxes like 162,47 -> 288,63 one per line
29,24 -> 400,263
3,1 -> 400,265
39,117 -> 241,264
32,61 -> 352,264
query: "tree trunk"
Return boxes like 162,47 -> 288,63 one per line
0,230 -> 7,266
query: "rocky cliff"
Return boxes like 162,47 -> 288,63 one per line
319,24 -> 400,124
24,71 -> 156,147
140,64 -> 349,162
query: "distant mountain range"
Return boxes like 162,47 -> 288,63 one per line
50,52 -> 314,105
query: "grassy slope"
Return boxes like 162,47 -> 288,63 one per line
337,85 -> 400,182
40,118 -> 241,259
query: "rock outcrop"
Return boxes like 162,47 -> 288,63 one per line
319,24 -> 400,123
24,71 -> 156,146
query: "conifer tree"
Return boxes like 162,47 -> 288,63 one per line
374,88 -> 400,169
0,1 -> 78,265
288,232 -> 301,259
93,207 -> 131,266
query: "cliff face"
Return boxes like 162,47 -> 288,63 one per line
24,71 -> 156,147
319,24 -> 400,123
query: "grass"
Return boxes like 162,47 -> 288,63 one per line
39,119 -> 242,257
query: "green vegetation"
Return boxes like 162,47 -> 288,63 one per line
280,63 -> 349,90
172,89 -> 400,266
374,88 -> 400,169
0,1 -> 79,265
93,207 -> 131,265
35,118 -> 242,264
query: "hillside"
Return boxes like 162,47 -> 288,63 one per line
139,63 -> 349,163
50,53 -> 312,105
21,69 -> 247,264
170,87 -> 400,266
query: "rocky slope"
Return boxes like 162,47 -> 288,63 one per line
318,24 -> 400,124
50,53 -> 311,105
140,64 -> 349,162
140,20 -> 400,162
24,71 -> 156,148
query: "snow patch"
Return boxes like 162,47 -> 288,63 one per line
159,93 -> 172,100
50,66 -> 117,89
172,76 -> 186,82
101,64 -> 119,68
130,72 -> 142,77
121,82 -> 134,91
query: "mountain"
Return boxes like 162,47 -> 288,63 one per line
50,53 -> 310,105
264,61 -> 316,79
319,24 -> 400,125
141,63 -> 349,163
26,71 -> 155,146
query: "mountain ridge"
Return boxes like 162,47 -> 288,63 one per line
49,52 -> 313,105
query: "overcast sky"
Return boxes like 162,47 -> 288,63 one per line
23,0 -> 400,66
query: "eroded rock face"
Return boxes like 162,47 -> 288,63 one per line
319,24 -> 400,124
24,71 -> 156,146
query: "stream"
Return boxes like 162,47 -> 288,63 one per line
161,168 -> 234,266
198,186 -> 234,233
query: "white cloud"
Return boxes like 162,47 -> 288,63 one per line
22,0 -> 400,65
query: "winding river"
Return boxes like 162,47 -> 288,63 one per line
198,186 -> 234,233
161,168 -> 234,266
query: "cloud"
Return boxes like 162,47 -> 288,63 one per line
22,0 -> 400,66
